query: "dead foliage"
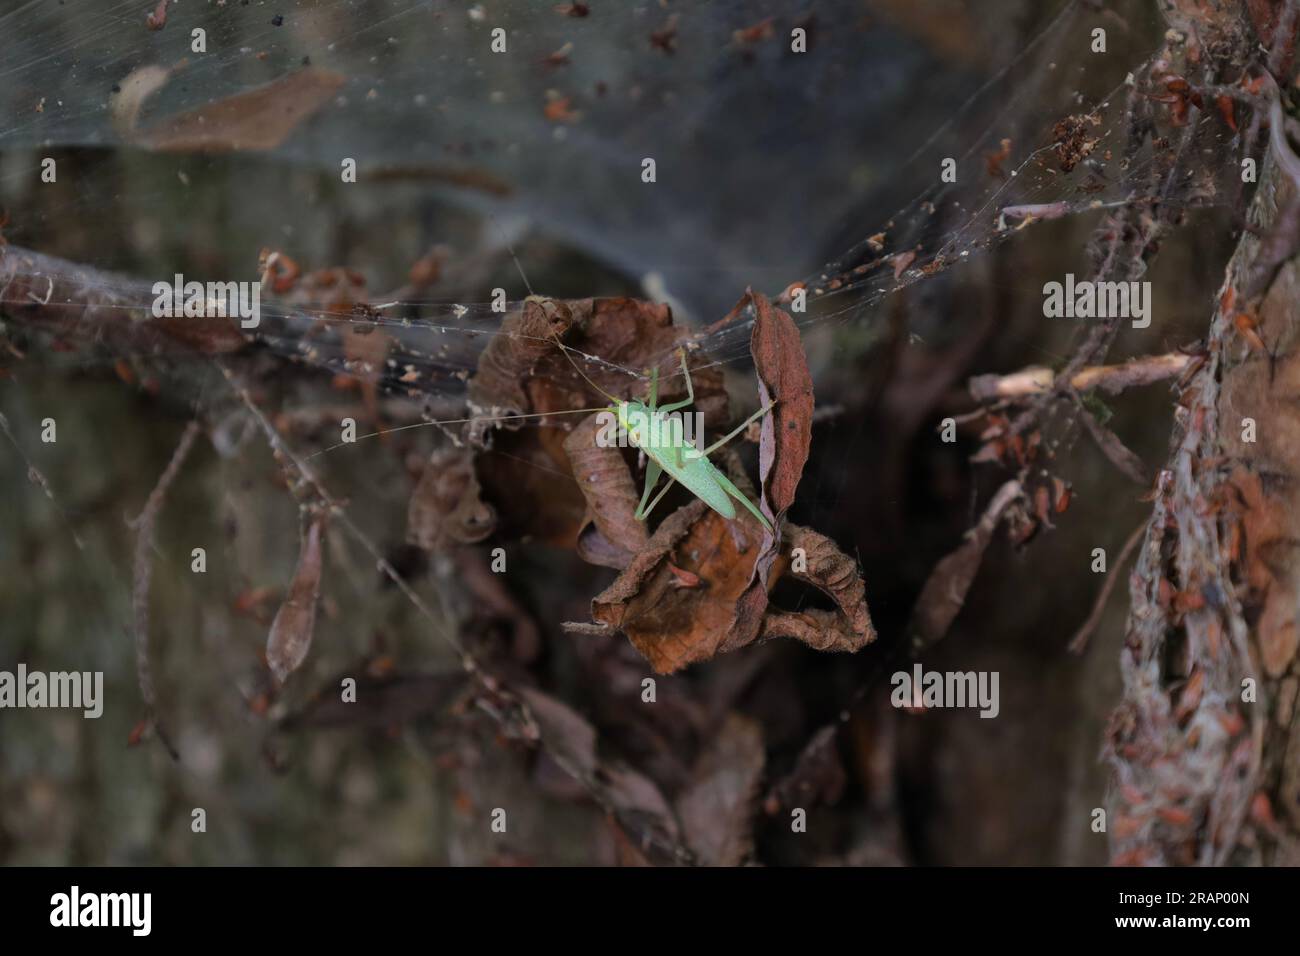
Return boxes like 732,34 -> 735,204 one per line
133,68 -> 346,153
517,687 -> 692,865
908,480 -> 1026,653
484,291 -> 875,672
391,290 -> 874,674
676,713 -> 766,866
408,448 -> 496,549
266,509 -> 328,685
590,499 -> 769,673
564,412 -> 649,568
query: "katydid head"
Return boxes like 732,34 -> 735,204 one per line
616,400 -> 652,446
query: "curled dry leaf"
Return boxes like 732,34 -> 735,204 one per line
468,296 -> 577,440
741,292 -> 871,653
581,294 -> 873,671
133,68 -> 346,153
675,713 -> 765,866
517,687 -> 691,865
266,510 -> 328,684
407,447 -> 497,549
563,412 -> 648,569
588,494 -> 873,670
909,480 -> 1024,652
746,289 -> 814,534
591,499 -> 767,674
731,289 -> 816,639
759,524 -> 875,652
763,724 -> 846,814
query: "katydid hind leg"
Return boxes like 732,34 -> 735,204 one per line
713,470 -> 772,532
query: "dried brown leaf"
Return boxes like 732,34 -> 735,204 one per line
731,289 -> 819,649
517,687 -> 691,864
676,713 -> 765,866
747,290 -> 814,529
563,412 -> 648,568
473,297 -> 725,546
591,500 -> 765,674
763,725 -> 846,813
135,68 -> 346,153
266,511 -> 327,684
467,296 -> 580,433
407,448 -> 497,549
760,524 -> 875,652
909,480 -> 1023,651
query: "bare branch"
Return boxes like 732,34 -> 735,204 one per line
127,419 -> 202,759
969,352 -> 1195,401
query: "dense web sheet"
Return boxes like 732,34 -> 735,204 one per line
0,0 -> 1245,413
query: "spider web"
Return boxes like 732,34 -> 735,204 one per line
0,0 -> 1241,407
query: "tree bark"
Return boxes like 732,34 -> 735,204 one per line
1106,0 -> 1300,865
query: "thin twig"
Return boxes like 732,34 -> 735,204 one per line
560,621 -> 618,638
1068,520 -> 1146,654
0,411 -> 86,551
127,419 -> 202,760
969,352 -> 1195,401
1074,393 -> 1148,485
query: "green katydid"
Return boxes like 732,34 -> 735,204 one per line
554,333 -> 775,533
306,295 -> 776,534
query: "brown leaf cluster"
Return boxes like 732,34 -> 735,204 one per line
413,292 -> 874,674
518,687 -> 691,864
573,292 -> 872,671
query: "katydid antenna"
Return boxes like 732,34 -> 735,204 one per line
488,213 -> 623,406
